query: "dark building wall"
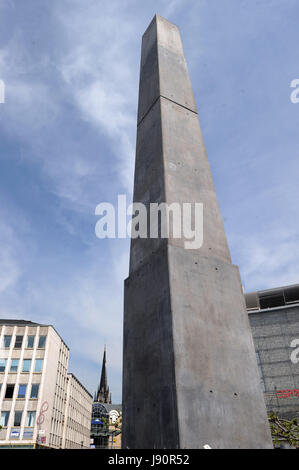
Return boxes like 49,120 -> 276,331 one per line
248,304 -> 299,420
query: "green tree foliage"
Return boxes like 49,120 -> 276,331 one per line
268,412 -> 299,448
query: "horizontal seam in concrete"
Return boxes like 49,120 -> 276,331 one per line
137,94 -> 160,127
160,95 -> 198,115
137,94 -> 198,127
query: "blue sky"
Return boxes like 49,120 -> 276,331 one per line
0,0 -> 298,402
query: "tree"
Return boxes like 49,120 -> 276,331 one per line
268,412 -> 299,448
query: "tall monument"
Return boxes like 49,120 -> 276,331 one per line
122,15 -> 272,449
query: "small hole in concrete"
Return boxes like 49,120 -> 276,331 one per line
234,393 -> 238,397
210,390 -> 213,394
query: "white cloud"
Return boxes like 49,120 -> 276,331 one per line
0,2 -> 138,207
56,1 -> 138,193
233,228 -> 299,292
0,222 -> 21,294
1,0 -> 298,401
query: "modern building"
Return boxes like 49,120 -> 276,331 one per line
246,284 -> 299,420
62,373 -> 93,449
0,320 -> 92,449
91,348 -> 121,449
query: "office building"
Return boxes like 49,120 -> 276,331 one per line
246,284 -> 299,420
0,320 -> 92,449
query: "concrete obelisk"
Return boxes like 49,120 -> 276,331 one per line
122,15 -> 272,449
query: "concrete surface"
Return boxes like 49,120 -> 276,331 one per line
123,14 -> 273,449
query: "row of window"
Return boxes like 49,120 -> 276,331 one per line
2,335 -> 46,350
0,410 -> 36,427
0,358 -> 43,374
0,382 -> 40,399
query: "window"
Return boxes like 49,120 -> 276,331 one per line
38,336 -> 46,348
5,384 -> 15,399
10,359 -> 19,373
18,384 -> 27,399
27,335 -> 35,348
0,411 -> 10,427
14,336 -> 23,349
34,359 -> 43,373
30,384 -> 39,399
14,411 -> 22,427
26,411 -> 36,427
22,359 -> 31,373
0,359 -> 7,372
3,335 -> 12,348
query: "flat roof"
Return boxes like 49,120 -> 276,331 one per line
0,319 -> 69,350
68,373 -> 93,399
0,319 -> 45,326
245,284 -> 299,311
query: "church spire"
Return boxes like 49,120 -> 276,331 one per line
95,346 -> 112,404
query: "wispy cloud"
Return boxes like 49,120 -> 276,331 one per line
0,221 -> 21,294
56,1 -> 139,193
0,0 -> 298,401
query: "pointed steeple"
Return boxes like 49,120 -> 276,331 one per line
95,346 -> 112,404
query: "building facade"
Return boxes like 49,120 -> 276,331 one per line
246,284 -> 299,420
62,373 -> 92,449
0,320 -> 92,449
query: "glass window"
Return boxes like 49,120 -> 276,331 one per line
26,411 -> 36,427
0,411 -> 10,427
27,335 -> 35,348
38,336 -> 46,348
30,384 -> 39,399
5,384 -> 15,399
0,359 -> 7,372
10,359 -> 19,372
3,335 -> 12,348
22,359 -> 31,373
18,384 -> 27,399
14,411 -> 22,427
34,359 -> 43,373
14,336 -> 23,349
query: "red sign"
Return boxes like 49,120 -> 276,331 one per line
276,389 -> 299,398
37,401 -> 49,425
